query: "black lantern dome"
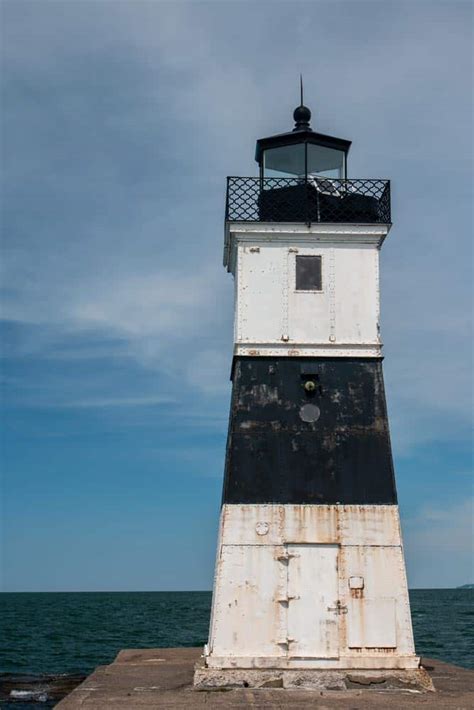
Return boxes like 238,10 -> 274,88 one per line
255,96 -> 351,181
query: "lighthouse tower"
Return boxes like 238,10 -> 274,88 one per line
196,95 -> 427,690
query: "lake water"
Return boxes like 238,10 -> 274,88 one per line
1,589 -> 472,706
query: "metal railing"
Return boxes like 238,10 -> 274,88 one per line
225,177 -> 391,224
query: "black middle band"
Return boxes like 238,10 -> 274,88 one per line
222,357 -> 397,505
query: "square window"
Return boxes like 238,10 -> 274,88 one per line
296,255 -> 322,291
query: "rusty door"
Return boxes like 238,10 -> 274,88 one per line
211,544 -> 284,658
286,544 -> 340,658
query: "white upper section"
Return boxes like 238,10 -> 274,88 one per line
225,223 -> 390,358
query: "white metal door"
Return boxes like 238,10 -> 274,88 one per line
287,544 -> 340,658
210,544 -> 284,657
237,245 -> 285,343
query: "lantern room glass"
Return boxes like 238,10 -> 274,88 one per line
262,142 -> 346,180
263,144 -> 305,178
307,144 -> 345,179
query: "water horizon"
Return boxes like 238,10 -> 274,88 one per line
3,585 -> 472,593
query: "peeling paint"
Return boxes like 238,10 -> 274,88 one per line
223,357 -> 396,505
207,504 -> 417,669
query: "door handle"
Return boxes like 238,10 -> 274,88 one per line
327,600 -> 348,615
276,552 -> 299,561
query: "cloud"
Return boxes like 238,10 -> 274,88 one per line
62,395 -> 177,408
71,270 -> 225,338
1,0 -> 472,591
1,1 -> 472,445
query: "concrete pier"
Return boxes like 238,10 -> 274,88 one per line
56,647 -> 473,708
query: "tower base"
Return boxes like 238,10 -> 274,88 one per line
194,660 -> 434,692
206,504 -> 419,671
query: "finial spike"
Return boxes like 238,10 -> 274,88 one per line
293,78 -> 312,131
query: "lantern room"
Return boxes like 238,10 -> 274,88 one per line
255,103 -> 351,180
224,91 -> 391,243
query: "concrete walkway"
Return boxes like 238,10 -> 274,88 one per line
56,647 -> 474,709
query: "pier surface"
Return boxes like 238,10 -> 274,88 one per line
56,647 -> 473,709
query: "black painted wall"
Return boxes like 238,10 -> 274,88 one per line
222,357 -> 397,505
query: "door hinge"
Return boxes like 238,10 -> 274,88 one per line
276,637 -> 295,646
276,594 -> 300,603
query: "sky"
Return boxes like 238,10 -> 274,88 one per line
1,0 -> 472,592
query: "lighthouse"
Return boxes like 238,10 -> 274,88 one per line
196,94 -> 429,690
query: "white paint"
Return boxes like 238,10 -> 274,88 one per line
205,504 -> 418,671
226,223 -> 387,358
234,343 -> 382,357
211,544 -> 284,658
287,544 -> 339,658
223,222 -> 390,269
220,504 -> 402,547
348,598 -> 397,648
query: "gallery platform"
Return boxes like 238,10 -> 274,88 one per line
56,647 -> 473,709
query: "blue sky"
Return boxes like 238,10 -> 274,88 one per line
1,0 -> 472,591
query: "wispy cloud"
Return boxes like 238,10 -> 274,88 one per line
2,1 -> 471,452
63,395 -> 177,409
1,0 -> 472,589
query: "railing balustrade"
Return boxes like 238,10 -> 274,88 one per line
225,177 -> 391,225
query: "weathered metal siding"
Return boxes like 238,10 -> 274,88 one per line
207,504 -> 417,670
222,357 -> 397,505
218,504 -> 402,547
210,544 -> 285,658
205,212 -> 418,673
237,243 -> 286,344
286,544 -> 340,658
229,224 -> 386,358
